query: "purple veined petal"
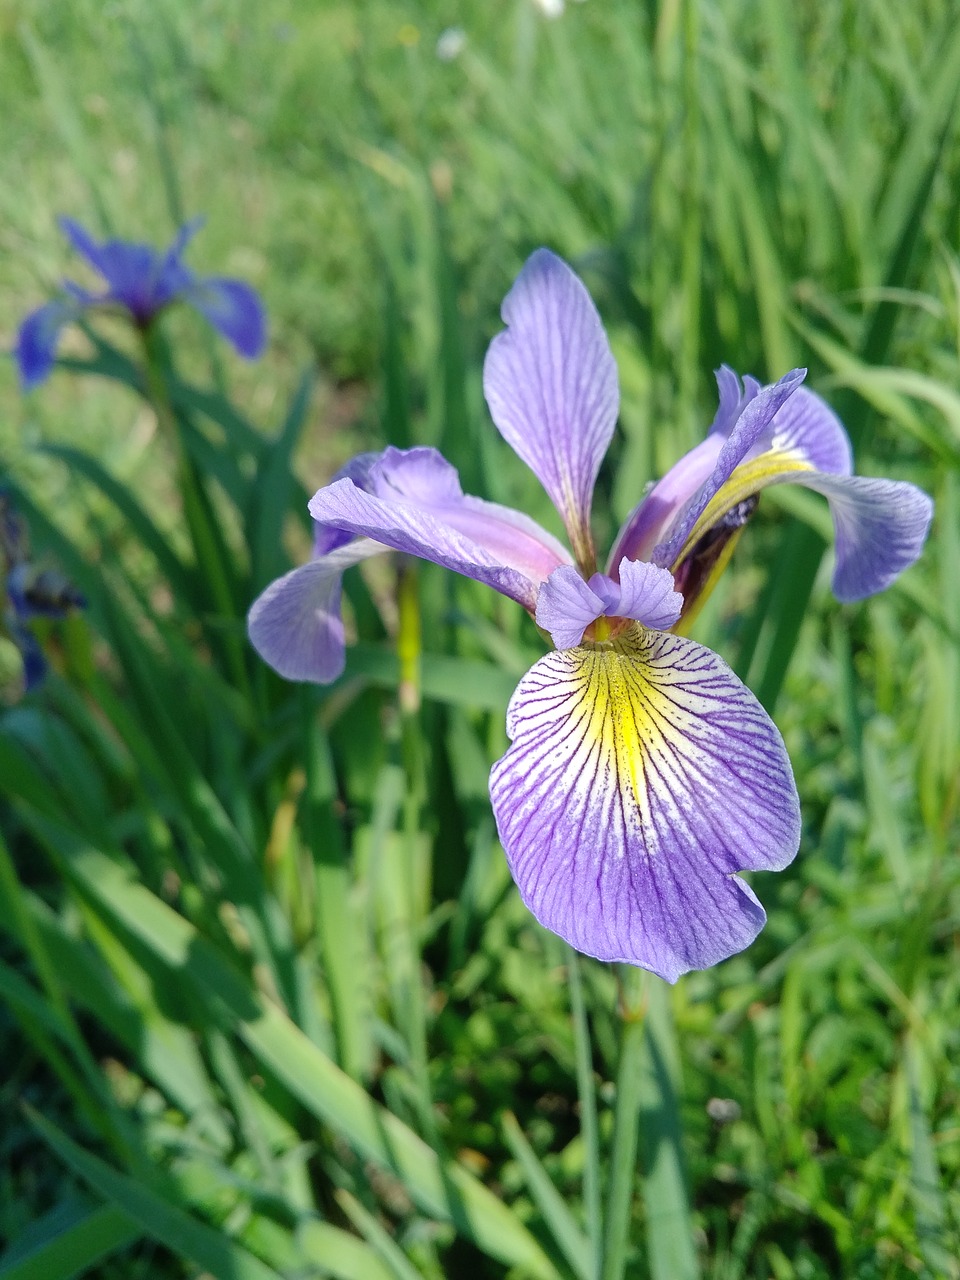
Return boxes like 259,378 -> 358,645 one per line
156,217 -> 205,285
247,538 -> 384,682
97,241 -> 167,321
608,366 -> 775,570
653,367 -> 807,569
58,217 -> 161,319
15,299 -> 78,390
607,434 -> 724,571
483,249 -> 619,568
708,365 -> 762,439
536,560 -> 683,649
765,385 -> 852,476
184,278 -> 267,358
791,472 -> 933,601
615,558 -> 683,630
489,625 -> 801,981
314,453 -> 383,555
310,446 -> 572,613
535,567 -> 608,649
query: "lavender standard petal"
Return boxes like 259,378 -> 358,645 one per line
489,625 -> 801,981
57,217 -> 111,277
483,249 -> 619,566
766,385 -> 852,475
609,367 -> 801,569
615,559 -> 683,630
535,567 -> 607,649
536,561 -> 683,649
653,368 -> 807,569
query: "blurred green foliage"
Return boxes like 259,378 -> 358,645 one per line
1,1 -> 958,1278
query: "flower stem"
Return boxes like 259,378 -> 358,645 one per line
140,326 -> 251,700
599,966 -> 647,1280
637,979 -> 700,1280
568,948 -> 602,1278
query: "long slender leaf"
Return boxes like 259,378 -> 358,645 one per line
0,1205 -> 140,1280
42,835 -> 562,1280
27,1111 -> 284,1280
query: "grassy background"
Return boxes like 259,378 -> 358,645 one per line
1,1 -> 958,1277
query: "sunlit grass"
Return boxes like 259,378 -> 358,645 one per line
1,1 -> 958,1278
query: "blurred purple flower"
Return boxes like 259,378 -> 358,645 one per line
1,491 -> 85,690
15,217 -> 266,390
247,250 -> 933,981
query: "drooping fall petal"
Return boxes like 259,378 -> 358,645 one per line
489,625 -> 801,982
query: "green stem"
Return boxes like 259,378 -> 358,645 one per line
140,326 -> 251,699
638,980 -> 700,1280
568,948 -> 602,1276
600,967 -> 648,1280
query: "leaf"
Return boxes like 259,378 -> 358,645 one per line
0,1205 -> 140,1280
51,837 -> 561,1280
26,1110 -> 284,1280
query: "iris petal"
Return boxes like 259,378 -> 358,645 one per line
185,278 -> 266,358
535,567 -> 608,649
489,625 -> 801,981
794,472 -> 934,601
654,369 -> 807,569
247,539 -> 383,682
483,249 -> 619,567
310,447 -> 571,612
765,385 -> 852,476
536,559 -> 683,649
15,299 -> 76,390
610,368 -> 805,568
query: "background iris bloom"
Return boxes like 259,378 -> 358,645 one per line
15,217 -> 266,390
249,250 -> 932,981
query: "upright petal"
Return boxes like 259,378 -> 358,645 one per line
15,300 -> 78,390
535,561 -> 682,650
58,217 -> 110,277
653,368 -> 807,569
185,278 -> 266,358
247,539 -> 384,682
490,625 -> 800,981
310,446 -> 571,613
609,367 -> 805,569
535,567 -> 610,649
765,385 -> 852,476
483,249 -> 619,568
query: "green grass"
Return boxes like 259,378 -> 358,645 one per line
1,1 -> 959,1277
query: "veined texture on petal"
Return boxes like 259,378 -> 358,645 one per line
489,625 -> 801,982
483,249 -> 619,567
653,368 -> 807,570
310,446 -> 571,613
610,367 -> 806,569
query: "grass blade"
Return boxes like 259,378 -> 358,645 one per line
0,1205 -> 140,1280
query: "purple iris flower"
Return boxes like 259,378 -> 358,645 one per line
15,217 -> 266,390
247,250 -> 933,981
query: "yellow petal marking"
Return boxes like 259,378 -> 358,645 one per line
670,451 -> 814,571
